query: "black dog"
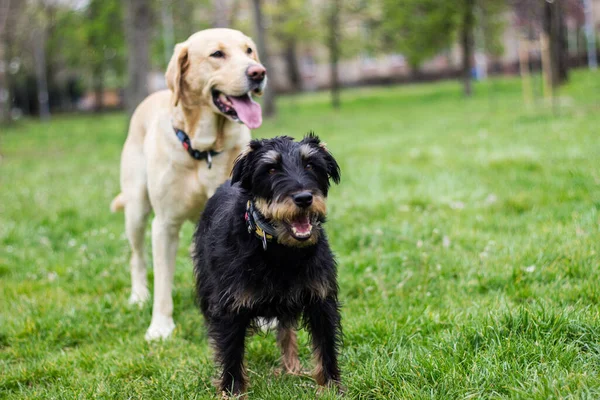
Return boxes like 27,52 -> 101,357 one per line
193,134 -> 342,397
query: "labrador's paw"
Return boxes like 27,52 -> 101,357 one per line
145,316 -> 175,341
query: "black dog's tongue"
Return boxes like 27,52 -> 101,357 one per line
228,94 -> 262,129
290,215 -> 311,235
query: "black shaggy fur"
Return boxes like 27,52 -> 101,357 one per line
193,134 -> 342,396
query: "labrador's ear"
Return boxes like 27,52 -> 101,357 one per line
231,140 -> 263,191
165,42 -> 189,107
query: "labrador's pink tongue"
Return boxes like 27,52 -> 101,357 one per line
228,94 -> 262,129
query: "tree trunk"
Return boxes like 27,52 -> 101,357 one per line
518,39 -> 533,107
409,64 -> 422,80
213,0 -> 228,28
229,0 -> 240,27
251,0 -> 276,117
33,25 -> 50,121
540,32 -> 553,99
176,0 -> 195,38
93,63 -> 104,112
161,0 -> 174,66
556,4 -> 568,83
543,0 -> 568,87
461,0 -> 475,97
0,0 -> 10,124
0,51 -> 8,124
583,0 -> 598,70
284,39 -> 301,92
328,0 -> 340,109
124,0 -> 152,116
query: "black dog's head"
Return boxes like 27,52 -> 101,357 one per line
231,133 -> 340,247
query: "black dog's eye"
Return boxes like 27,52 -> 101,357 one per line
269,168 -> 277,175
210,50 -> 224,58
246,47 -> 253,55
305,163 -> 313,171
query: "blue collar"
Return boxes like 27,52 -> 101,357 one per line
173,127 -> 221,169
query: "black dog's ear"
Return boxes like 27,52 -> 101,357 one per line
231,139 -> 262,190
324,149 -> 341,184
302,132 -> 341,185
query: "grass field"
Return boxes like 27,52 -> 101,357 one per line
1,71 -> 600,399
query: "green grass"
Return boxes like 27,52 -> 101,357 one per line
1,70 -> 600,399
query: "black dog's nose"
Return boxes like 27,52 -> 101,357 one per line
293,192 -> 313,208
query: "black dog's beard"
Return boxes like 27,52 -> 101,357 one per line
254,195 -> 327,247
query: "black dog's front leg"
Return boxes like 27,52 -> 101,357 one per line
304,296 -> 342,388
208,314 -> 251,396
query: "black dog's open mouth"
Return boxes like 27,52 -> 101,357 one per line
211,90 -> 263,129
287,214 -> 314,241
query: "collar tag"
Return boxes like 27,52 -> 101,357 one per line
261,231 -> 268,251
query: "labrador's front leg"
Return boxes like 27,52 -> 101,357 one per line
145,216 -> 183,341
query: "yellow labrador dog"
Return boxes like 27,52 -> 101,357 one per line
111,29 -> 266,340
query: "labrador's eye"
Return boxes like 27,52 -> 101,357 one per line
247,47 -> 253,55
210,50 -> 224,58
269,168 -> 276,175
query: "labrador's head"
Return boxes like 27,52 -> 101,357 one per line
165,28 -> 266,129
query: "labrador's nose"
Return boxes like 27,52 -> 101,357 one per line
247,64 -> 266,83
293,192 -> 313,208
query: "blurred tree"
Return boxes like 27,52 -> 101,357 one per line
124,0 -> 153,116
160,0 -> 175,66
2,0 -> 45,116
3,0 -> 130,116
85,0 -> 125,112
251,0 -> 276,117
154,0 -> 212,70
459,0 -> 475,96
317,0 -> 377,108
476,0 -> 506,57
227,0 -> 241,27
380,0 -> 456,74
264,0 -> 316,92
327,0 -> 341,109
511,0 -> 577,88
583,0 -> 597,69
173,0 -> 208,40
381,0 -> 504,96
29,1 -> 50,120
46,9 -> 86,110
0,0 -> 11,124
213,0 -> 228,28
543,0 -> 569,86
455,0 -> 506,96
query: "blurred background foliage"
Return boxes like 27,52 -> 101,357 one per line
0,0 -> 597,120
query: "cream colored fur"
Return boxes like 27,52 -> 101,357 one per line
111,29 -> 265,340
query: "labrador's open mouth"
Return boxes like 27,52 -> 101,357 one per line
212,90 -> 262,129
